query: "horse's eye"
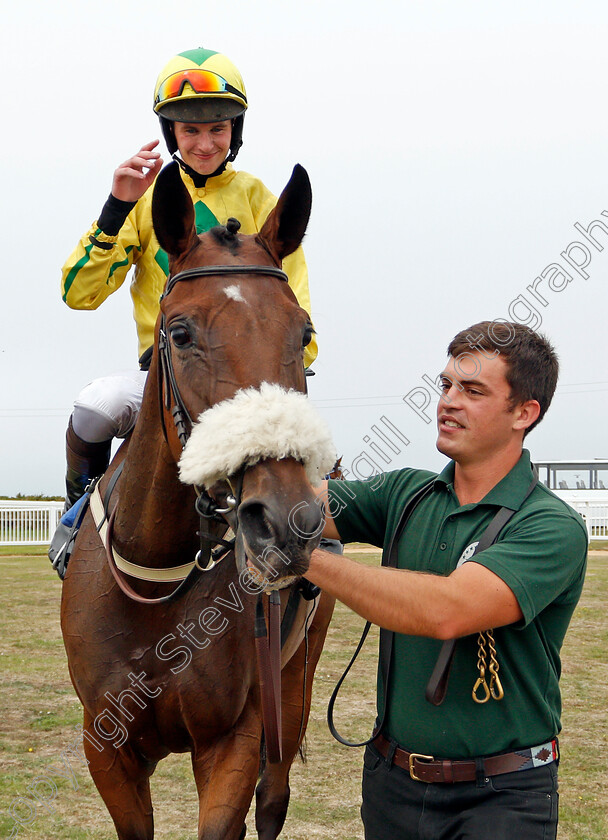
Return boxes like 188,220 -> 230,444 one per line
169,324 -> 193,348
302,325 -> 314,348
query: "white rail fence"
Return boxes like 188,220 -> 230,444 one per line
0,501 -> 63,546
570,501 -> 608,539
0,497 -> 607,547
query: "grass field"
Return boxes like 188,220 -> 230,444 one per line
0,550 -> 606,839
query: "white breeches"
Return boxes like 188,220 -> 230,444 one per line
72,370 -> 148,443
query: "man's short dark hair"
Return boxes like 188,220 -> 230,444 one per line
447,321 -> 559,436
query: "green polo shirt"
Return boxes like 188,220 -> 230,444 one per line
329,450 -> 588,759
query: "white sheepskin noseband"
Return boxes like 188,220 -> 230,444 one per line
178,382 -> 336,488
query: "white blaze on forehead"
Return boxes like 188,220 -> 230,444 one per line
224,284 -> 247,303
178,382 -> 337,489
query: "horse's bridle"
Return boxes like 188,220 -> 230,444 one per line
156,262 -> 291,565
162,262 -> 288,297
159,262 -> 295,761
100,262 -> 291,599
158,263 -> 289,449
101,262 -> 300,763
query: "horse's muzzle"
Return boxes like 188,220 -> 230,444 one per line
237,488 -> 324,585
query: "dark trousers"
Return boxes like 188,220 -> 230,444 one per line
361,742 -> 559,840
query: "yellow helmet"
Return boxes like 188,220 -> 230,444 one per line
154,48 -> 247,121
154,48 -> 247,161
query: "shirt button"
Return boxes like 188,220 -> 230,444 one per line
440,542 -> 447,550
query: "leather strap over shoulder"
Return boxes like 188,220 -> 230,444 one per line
425,470 -> 539,706
327,467 -> 539,746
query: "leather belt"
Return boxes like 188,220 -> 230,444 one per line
373,734 -> 558,784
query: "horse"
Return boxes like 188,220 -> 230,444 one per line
60,161 -> 336,840
327,456 -> 344,480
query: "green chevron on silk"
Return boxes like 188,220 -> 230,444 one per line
155,248 -> 169,276
178,48 -> 219,66
154,203 -> 219,277
194,201 -> 220,235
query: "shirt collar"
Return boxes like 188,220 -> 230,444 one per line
434,450 -> 536,510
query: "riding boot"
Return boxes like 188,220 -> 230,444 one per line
65,419 -> 112,510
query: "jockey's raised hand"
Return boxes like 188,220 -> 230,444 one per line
112,140 -> 163,202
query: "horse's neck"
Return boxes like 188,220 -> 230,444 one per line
111,367 -> 200,564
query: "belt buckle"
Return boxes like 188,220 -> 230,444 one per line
408,752 -> 434,782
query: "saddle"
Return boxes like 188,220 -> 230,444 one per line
48,491 -> 93,580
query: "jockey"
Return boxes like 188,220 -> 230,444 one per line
60,47 -> 317,509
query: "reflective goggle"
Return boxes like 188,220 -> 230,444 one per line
155,68 -> 247,107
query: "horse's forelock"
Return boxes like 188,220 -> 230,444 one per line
210,223 -> 242,254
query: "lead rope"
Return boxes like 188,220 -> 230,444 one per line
327,481 -> 435,747
295,599 -> 317,749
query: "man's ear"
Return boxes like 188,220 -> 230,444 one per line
513,399 -> 541,432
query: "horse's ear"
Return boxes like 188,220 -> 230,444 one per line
152,162 -> 199,257
257,164 -> 312,261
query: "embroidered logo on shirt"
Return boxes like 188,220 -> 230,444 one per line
457,542 -> 479,567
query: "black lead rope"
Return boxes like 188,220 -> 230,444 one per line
327,470 -> 538,747
327,480 -> 435,747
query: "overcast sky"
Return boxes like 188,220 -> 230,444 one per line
1,0 -> 607,495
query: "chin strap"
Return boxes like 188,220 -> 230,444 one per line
171,152 -> 228,188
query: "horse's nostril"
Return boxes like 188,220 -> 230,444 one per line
239,501 -> 276,546
291,501 -> 323,540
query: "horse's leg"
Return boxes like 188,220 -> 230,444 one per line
191,698 -> 262,840
81,710 -> 156,840
255,592 -> 335,840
